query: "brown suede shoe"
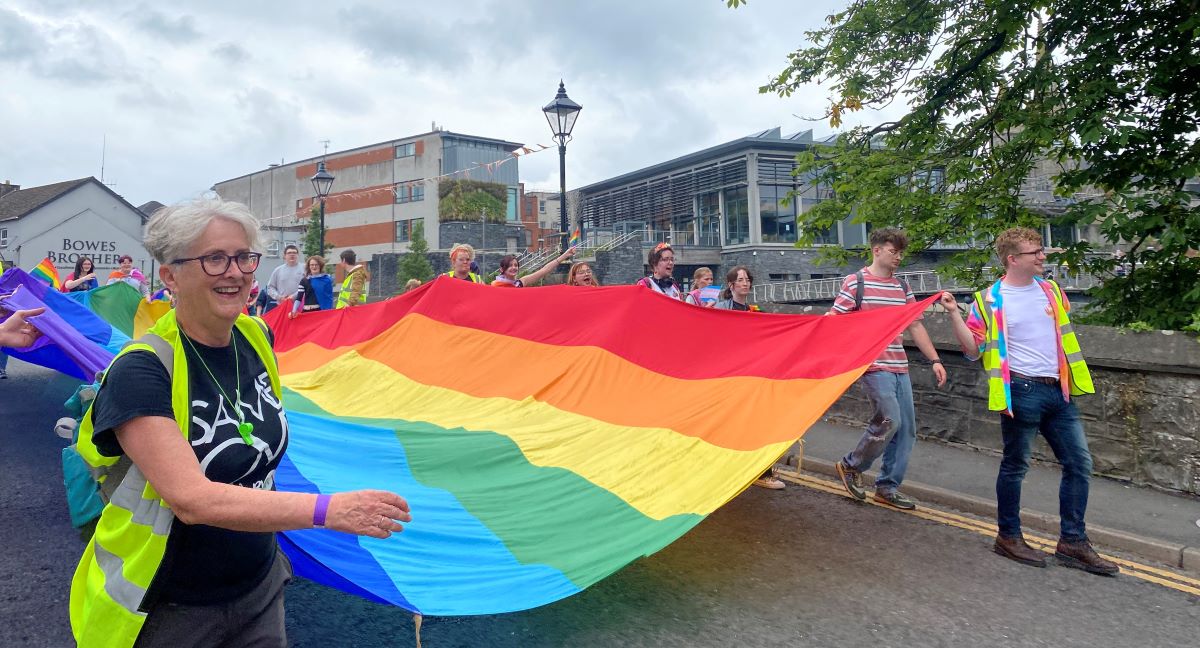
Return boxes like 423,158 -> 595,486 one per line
1055,540 -> 1120,576
993,534 -> 1047,568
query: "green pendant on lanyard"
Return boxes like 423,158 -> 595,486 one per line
182,331 -> 255,445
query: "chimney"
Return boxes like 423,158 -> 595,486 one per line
0,181 -> 20,199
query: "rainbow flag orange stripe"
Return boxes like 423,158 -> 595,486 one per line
30,257 -> 62,290
264,279 -> 935,615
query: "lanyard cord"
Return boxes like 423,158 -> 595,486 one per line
181,331 -> 255,445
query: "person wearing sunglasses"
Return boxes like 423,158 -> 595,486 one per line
636,242 -> 682,299
70,199 -> 412,647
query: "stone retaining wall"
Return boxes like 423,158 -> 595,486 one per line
803,309 -> 1200,496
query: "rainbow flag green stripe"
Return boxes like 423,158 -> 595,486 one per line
283,389 -> 700,600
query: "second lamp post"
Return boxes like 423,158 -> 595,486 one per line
542,81 -> 582,251
310,161 -> 335,254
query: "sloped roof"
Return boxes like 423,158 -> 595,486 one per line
138,200 -> 166,218
0,178 -> 91,221
0,177 -> 148,224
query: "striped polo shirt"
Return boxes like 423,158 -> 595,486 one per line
829,268 -> 920,373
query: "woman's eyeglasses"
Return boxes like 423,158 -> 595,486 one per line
171,252 -> 262,276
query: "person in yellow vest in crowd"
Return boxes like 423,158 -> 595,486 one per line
70,199 -> 412,648
941,226 -> 1116,576
334,248 -> 370,308
444,243 -> 484,283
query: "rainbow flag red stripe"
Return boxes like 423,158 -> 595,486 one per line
264,279 -> 935,615
30,257 -> 62,290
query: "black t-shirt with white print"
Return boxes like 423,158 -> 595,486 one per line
91,326 -> 289,606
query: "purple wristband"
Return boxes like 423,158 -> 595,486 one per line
313,494 -> 332,528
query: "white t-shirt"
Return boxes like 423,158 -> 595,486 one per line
1000,281 -> 1060,377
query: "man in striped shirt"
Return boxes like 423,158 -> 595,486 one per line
829,228 -> 946,510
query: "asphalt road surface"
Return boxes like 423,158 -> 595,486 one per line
3,360 -> 1196,647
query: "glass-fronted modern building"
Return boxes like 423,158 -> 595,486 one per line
576,127 -> 875,285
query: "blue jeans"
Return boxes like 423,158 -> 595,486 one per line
997,377 -> 1093,542
842,371 -> 916,493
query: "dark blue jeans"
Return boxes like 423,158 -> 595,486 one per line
997,377 -> 1093,542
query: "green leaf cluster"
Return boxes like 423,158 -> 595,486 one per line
301,204 -> 333,259
438,179 -> 508,223
755,0 -> 1200,330
397,221 -> 435,285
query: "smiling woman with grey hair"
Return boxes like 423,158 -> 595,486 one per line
69,198 -> 412,648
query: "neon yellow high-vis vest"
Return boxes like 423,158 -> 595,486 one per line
444,270 -> 483,283
69,309 -> 280,648
973,277 -> 1094,414
335,266 -> 369,308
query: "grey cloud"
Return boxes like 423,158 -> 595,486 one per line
0,7 -> 44,61
116,84 -> 193,112
131,6 -> 202,43
336,5 -> 471,71
212,42 -> 249,64
34,22 -> 133,84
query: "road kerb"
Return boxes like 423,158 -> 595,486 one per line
793,455 -> 1193,572
1183,547 -> 1200,573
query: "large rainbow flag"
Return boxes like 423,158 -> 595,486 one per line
0,269 -> 128,380
264,278 -> 937,616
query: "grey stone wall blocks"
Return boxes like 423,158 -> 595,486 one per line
810,310 -> 1200,497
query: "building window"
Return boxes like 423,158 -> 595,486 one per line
265,240 -> 282,258
296,199 -> 304,210
768,273 -> 804,282
395,182 -> 425,204
395,219 -> 420,243
759,184 -> 798,243
1047,222 -> 1078,247
506,187 -> 518,222
697,192 -> 720,247
723,186 -> 749,245
0,227 -> 7,248
539,200 -> 545,213
395,143 -> 416,158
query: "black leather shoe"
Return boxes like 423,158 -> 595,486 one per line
993,534 -> 1047,567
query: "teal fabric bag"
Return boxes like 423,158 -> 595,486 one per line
62,445 -> 105,529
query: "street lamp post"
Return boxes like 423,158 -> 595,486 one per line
310,161 -> 335,254
542,81 -> 582,251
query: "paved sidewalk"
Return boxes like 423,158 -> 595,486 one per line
795,420 -> 1200,569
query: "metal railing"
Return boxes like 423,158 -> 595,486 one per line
753,267 -> 1104,303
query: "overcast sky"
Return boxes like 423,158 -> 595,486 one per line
1,0 -> 905,208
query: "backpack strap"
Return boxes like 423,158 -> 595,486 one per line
853,270 -> 865,311
98,333 -> 174,502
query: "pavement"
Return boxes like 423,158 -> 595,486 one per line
793,420 -> 1200,572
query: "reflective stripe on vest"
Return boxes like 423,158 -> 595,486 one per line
974,279 -> 1094,413
70,310 -> 280,648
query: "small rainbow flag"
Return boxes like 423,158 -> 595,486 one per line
30,257 -> 62,291
568,228 -> 581,249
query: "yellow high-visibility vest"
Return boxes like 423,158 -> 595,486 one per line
973,278 -> 1094,414
69,310 -> 280,648
335,266 -> 369,308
